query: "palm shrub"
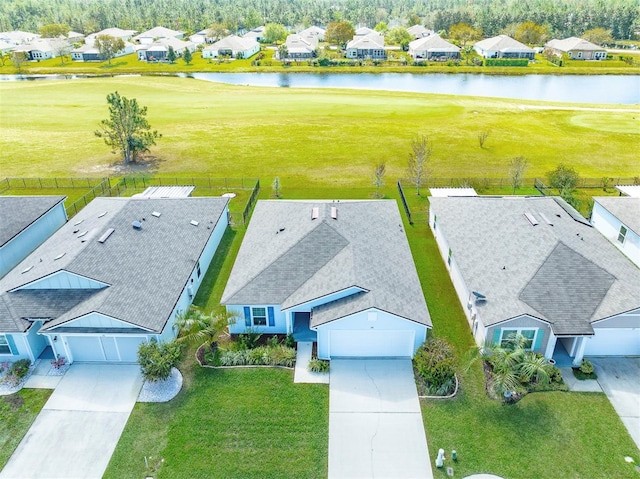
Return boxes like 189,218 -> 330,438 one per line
137,339 -> 181,382
175,306 -> 236,352
308,358 -> 330,373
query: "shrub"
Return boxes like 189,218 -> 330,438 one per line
284,334 -> 295,348
414,337 -> 456,388
485,58 -> 529,67
10,359 -> 31,379
308,358 -> 330,373
267,335 -> 280,348
219,345 -> 296,367
137,340 -> 181,382
579,359 -> 595,375
238,328 -> 262,349
268,345 -> 297,367
51,356 -> 66,369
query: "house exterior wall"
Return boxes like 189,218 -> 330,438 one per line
484,315 -> 551,356
25,321 -> 48,360
590,202 -> 640,267
0,333 -> 30,360
315,308 -> 428,359
474,47 -> 533,59
567,49 -> 606,60
592,309 -> 640,329
0,201 -> 66,278
346,47 -> 386,59
227,305 -> 287,334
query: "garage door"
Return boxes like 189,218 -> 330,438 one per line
585,329 -> 640,356
329,330 -> 414,358
65,336 -> 147,362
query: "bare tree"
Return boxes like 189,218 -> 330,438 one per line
478,130 -> 490,148
373,162 -> 386,198
407,134 -> 433,196
508,156 -> 528,194
272,177 -> 281,197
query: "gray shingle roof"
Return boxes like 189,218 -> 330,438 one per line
475,35 -> 533,53
0,196 -> 66,247
429,196 -> 640,336
409,34 -> 460,53
593,197 -> 640,235
0,196 -> 228,333
222,200 -> 431,328
546,37 -> 605,52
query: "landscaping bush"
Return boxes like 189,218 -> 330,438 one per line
485,58 -> 529,67
284,334 -> 295,348
308,358 -> 330,373
267,345 -> 297,367
572,359 -> 597,380
137,340 -> 181,382
238,329 -> 262,349
10,359 -> 31,380
413,337 -> 456,395
580,359 -> 594,375
219,345 -> 296,367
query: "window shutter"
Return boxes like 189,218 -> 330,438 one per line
243,307 -> 251,327
492,328 -> 501,346
533,330 -> 544,351
7,335 -> 19,356
267,307 -> 275,327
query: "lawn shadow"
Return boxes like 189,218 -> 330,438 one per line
99,61 -> 127,69
193,227 -> 238,310
110,155 -> 164,175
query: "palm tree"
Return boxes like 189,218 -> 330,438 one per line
174,306 -> 236,351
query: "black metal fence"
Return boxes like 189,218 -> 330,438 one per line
397,180 -> 413,224
115,176 -> 259,190
0,177 -> 106,193
65,179 -> 120,217
242,180 -> 261,225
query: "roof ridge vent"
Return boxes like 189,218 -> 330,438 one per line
98,228 -> 115,243
524,212 -> 539,226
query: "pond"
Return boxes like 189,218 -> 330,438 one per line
2,72 -> 639,105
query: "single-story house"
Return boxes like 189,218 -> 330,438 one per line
85,28 -> 137,47
71,41 -> 135,61
0,196 -> 67,279
222,200 -> 431,359
12,38 -> 70,60
409,34 -> 460,61
202,35 -> 260,59
280,34 -> 318,59
137,37 -> 195,61
243,26 -> 266,42
429,196 -> 640,366
407,24 -> 432,39
346,32 -> 386,59
66,31 -> 84,42
0,30 -> 39,46
354,27 -> 376,37
0,196 -> 229,363
0,40 -> 15,55
133,26 -> 185,45
474,35 -> 534,59
299,26 -> 326,42
590,196 -> 640,268
545,37 -> 607,60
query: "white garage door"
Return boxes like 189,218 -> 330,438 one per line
585,329 -> 640,356
65,336 -> 147,362
329,330 -> 414,358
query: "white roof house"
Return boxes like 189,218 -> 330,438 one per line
545,37 -> 607,60
591,197 -> 640,268
346,32 -> 386,59
134,26 -> 185,44
202,35 -> 260,59
85,28 -> 137,46
429,196 -> 640,366
355,27 -> 376,37
243,26 -> 266,41
407,25 -> 432,39
12,38 -> 71,60
299,26 -> 326,42
280,34 -> 318,59
474,35 -> 535,59
0,31 -> 40,46
71,41 -> 135,62
0,40 -> 15,54
409,34 -> 460,60
137,37 -> 195,61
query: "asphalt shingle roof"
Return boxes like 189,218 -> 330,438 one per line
428,196 -> 640,336
0,196 -> 65,247
593,197 -> 640,235
475,35 -> 533,53
0,196 -> 228,333
222,200 -> 431,328
546,37 -> 605,52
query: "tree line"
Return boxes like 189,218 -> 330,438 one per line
1,0 -> 638,41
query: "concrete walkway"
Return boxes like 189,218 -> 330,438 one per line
0,364 -> 143,479
328,359 -> 433,478
294,342 -> 329,384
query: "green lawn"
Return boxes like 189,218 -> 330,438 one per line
1,77 -> 638,182
0,389 -> 52,469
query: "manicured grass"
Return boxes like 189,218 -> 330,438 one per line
1,77 -> 638,182
1,188 -> 96,208
0,389 -> 52,469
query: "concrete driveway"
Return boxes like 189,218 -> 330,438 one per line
591,357 -> 640,451
0,364 -> 143,479
329,359 -> 433,479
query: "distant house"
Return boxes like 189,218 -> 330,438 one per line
474,35 -> 534,59
0,30 -> 39,46
12,38 -> 71,60
0,196 -> 67,279
133,26 -> 185,45
429,196 -> 640,365
66,31 -> 84,42
409,34 -> 460,61
407,25 -> 433,39
221,200 -> 432,359
346,32 -> 386,59
591,196 -> 640,268
545,37 -> 607,60
354,27 -> 376,37
299,26 -> 326,42
0,40 -> 15,55
137,37 -> 195,61
85,28 -> 137,47
280,34 -> 318,59
202,35 -> 260,59
0,196 -> 229,363
243,26 -> 266,42
71,41 -> 135,62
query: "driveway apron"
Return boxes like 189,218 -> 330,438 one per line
0,364 -> 143,479
329,359 -> 433,478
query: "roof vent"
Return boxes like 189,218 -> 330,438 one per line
151,211 -> 161,217
77,231 -> 87,238
132,220 -> 142,230
54,253 -> 66,260
311,207 -> 319,220
331,207 -> 338,219
21,266 -> 34,274
539,212 -> 553,226
190,220 -> 199,226
524,212 -> 539,226
73,219 -> 84,226
98,211 -> 107,218
97,228 -> 115,243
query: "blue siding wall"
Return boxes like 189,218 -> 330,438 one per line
0,202 -> 67,278
228,305 -> 287,334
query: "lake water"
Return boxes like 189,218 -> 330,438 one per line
2,72 -> 639,105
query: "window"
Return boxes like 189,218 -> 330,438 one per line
196,262 -> 201,278
500,328 -> 536,350
618,225 -> 627,244
447,248 -> 453,266
0,335 -> 12,355
251,307 -> 267,326
433,214 -> 437,230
